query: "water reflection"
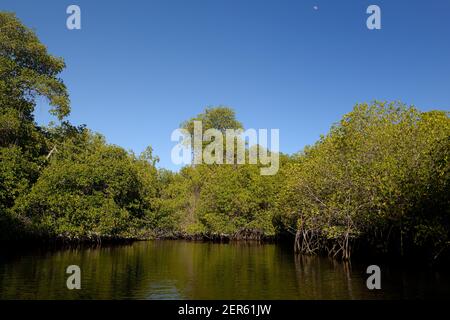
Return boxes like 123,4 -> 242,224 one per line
0,241 -> 449,299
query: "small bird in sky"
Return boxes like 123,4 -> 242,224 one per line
313,5 -> 319,11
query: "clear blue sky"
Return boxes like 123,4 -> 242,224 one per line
2,0 -> 450,170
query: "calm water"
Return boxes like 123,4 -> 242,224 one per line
0,240 -> 449,299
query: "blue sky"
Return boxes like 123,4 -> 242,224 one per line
2,0 -> 450,170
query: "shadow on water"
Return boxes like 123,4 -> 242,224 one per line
0,240 -> 449,299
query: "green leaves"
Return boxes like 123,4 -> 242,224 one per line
182,106 -> 243,135
277,101 -> 450,260
0,12 -> 69,120
157,107 -> 277,237
1,13 -> 448,261
15,132 -> 160,240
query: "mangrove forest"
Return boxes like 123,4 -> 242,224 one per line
1,12 -> 449,265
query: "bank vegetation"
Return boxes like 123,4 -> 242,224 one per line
1,12 -> 449,263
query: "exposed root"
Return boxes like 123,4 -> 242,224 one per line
295,228 -> 353,260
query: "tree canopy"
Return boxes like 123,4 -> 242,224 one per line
1,13 -> 449,264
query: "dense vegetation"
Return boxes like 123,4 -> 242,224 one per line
276,104 -> 450,260
1,13 -> 449,262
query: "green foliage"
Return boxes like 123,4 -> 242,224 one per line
14,133 -> 159,240
0,12 -> 163,241
276,102 -> 450,260
181,106 -> 243,135
0,12 -> 70,239
181,106 -> 244,162
0,12 -> 69,120
197,164 -> 276,235
157,163 -> 278,237
1,13 -> 449,264
158,106 -> 281,238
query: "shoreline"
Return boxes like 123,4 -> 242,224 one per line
2,235 -> 449,270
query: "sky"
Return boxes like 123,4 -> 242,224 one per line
1,0 -> 450,170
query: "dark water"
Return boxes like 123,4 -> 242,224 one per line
0,240 -> 449,299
